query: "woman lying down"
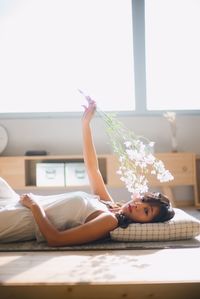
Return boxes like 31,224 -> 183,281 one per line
0,98 -> 174,246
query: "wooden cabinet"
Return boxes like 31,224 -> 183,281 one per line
0,153 -> 199,207
149,153 -> 199,208
0,155 -> 112,190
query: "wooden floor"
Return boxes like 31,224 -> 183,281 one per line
1,247 -> 200,299
1,207 -> 200,299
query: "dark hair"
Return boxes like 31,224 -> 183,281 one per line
115,213 -> 132,228
116,192 -> 175,228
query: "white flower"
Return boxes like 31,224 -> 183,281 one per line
124,141 -> 132,148
126,149 -> 142,161
163,111 -> 176,123
116,169 -> 122,175
119,156 -> 125,162
149,141 -> 155,147
157,170 -> 174,182
144,154 -> 155,165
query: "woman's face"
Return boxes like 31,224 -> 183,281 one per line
121,195 -> 160,223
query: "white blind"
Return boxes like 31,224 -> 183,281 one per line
0,0 -> 135,114
145,0 -> 200,110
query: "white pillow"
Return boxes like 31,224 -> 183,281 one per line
110,208 -> 200,242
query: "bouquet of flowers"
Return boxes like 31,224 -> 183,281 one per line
99,110 -> 174,194
79,90 -> 174,194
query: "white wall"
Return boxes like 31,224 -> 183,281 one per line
1,114 -> 200,156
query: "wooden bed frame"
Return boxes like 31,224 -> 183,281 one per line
1,247 -> 200,299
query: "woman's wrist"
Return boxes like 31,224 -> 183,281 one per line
30,201 -> 39,211
82,119 -> 91,128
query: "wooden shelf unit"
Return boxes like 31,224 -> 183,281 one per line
0,155 -> 118,190
148,152 -> 199,208
0,152 -> 199,207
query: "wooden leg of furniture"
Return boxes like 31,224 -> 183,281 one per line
194,184 -> 200,209
161,186 -> 176,207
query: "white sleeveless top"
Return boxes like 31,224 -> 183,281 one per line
0,189 -> 110,243
32,191 -> 110,242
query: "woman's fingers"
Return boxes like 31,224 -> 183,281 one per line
85,97 -> 96,107
19,194 -> 35,209
86,95 -> 92,102
79,89 -> 96,108
82,100 -> 96,111
20,194 -> 27,203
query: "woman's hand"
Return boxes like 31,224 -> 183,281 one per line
82,95 -> 97,124
20,194 -> 37,209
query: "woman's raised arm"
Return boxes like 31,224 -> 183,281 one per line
82,97 -> 114,202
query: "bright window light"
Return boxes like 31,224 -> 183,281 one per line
0,0 -> 135,114
145,0 -> 200,111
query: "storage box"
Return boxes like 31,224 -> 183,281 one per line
36,163 -> 65,187
65,162 -> 89,186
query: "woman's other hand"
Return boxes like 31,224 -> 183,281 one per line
82,95 -> 97,124
20,194 -> 37,209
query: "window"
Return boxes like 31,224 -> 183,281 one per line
145,0 -> 200,111
0,0 -> 135,116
